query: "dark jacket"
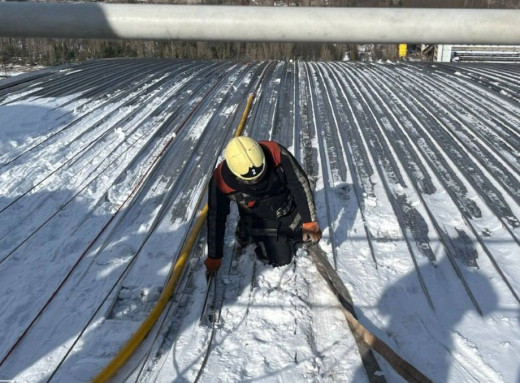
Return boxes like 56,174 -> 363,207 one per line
207,141 -> 317,259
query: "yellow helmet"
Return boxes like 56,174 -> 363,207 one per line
225,137 -> 266,183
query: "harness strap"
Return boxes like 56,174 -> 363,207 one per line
213,162 -> 234,194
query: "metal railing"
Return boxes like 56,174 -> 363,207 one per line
1,3 -> 519,44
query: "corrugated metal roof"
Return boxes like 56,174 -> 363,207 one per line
1,59 -> 519,381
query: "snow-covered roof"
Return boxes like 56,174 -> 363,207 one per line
0,59 -> 519,382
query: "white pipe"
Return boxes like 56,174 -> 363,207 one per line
0,3 -> 519,44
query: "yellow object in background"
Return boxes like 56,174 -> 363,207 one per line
399,44 -> 407,57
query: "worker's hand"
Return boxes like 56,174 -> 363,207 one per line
205,257 -> 222,277
302,221 -> 322,243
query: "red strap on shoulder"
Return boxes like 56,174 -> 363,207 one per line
258,141 -> 282,166
214,162 -> 235,194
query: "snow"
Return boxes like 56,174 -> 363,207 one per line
0,65 -> 47,79
0,59 -> 520,383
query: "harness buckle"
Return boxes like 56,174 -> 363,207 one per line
276,194 -> 295,219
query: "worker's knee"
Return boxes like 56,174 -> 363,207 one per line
254,236 -> 294,267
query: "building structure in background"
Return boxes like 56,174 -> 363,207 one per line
435,45 -> 520,62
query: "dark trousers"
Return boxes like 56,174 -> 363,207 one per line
243,209 -> 302,267
254,235 -> 295,266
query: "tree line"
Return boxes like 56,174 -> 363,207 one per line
1,38 -> 363,68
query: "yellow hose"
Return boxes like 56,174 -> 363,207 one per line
91,93 -> 255,383
234,93 -> 254,138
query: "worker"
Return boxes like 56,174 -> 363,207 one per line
205,136 -> 321,276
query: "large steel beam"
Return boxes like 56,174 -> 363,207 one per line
0,2 -> 519,44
